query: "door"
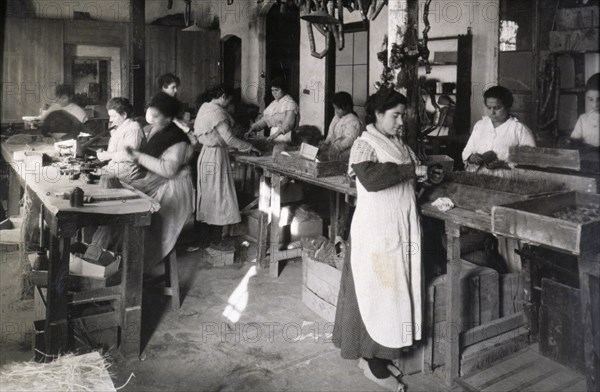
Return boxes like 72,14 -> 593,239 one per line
176,29 -> 221,110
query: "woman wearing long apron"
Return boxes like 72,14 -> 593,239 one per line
192,84 -> 261,251
333,88 -> 427,391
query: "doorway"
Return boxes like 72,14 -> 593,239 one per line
264,3 -> 300,106
222,35 -> 242,89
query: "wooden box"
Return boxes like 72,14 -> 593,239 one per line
492,192 -> 600,254
539,278 -> 584,373
429,260 -> 500,332
273,151 -> 347,178
426,182 -> 530,213
508,146 -> 581,171
301,251 -> 342,322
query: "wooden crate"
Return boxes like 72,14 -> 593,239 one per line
539,278 -> 584,373
301,251 -> 342,322
508,146 -> 581,171
273,151 -> 347,178
426,182 -> 531,213
429,260 -> 500,332
492,192 -> 600,254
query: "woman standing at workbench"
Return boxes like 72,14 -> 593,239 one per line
333,87 -> 426,391
188,84 -> 261,252
245,77 -> 300,143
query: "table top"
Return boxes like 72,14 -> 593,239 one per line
233,154 -> 356,196
233,154 -> 494,231
1,141 -> 157,218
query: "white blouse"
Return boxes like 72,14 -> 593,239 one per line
462,116 -> 536,162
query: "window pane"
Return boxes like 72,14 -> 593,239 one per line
353,65 -> 368,106
500,0 -> 535,51
353,31 -> 368,65
337,33 -> 354,65
335,65 -> 353,93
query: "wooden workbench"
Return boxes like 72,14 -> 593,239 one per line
1,141 -> 154,358
233,154 -> 355,278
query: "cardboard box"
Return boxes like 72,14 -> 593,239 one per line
69,242 -> 121,278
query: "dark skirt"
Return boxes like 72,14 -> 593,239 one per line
332,248 -> 405,360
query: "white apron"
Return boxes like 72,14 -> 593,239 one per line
350,127 -> 423,348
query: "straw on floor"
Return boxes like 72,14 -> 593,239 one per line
0,352 -> 116,392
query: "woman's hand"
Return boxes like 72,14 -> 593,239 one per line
96,149 -> 110,162
250,146 -> 263,156
125,146 -> 141,162
173,118 -> 191,134
244,129 -> 255,139
267,130 -> 282,142
415,165 -> 429,178
427,164 -> 445,184
468,153 -> 484,165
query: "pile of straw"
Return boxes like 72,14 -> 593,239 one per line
0,352 -> 115,392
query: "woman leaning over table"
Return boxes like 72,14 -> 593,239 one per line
125,92 -> 194,270
96,97 -> 144,182
333,87 -> 428,391
182,84 -> 261,252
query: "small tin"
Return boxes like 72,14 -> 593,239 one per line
70,187 -> 84,207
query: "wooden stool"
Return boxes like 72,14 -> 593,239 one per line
162,249 -> 181,310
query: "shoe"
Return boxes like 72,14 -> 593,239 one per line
358,358 -> 401,392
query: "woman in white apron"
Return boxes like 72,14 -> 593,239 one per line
246,77 -> 299,143
333,88 -> 427,391
191,84 -> 261,251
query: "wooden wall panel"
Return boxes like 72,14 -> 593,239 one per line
176,30 -> 221,108
145,26 -> 177,100
2,18 -> 64,123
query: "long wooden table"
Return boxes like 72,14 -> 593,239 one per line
1,141 -> 154,358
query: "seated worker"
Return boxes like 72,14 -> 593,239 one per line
462,85 -> 536,176
571,73 -> 599,147
246,77 -> 299,143
96,97 -> 145,182
40,84 -> 88,124
158,73 -> 180,98
319,92 -> 363,161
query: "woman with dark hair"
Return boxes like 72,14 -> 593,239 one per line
462,85 -> 536,175
333,87 -> 427,391
191,84 -> 261,252
246,77 -> 299,143
158,73 -> 181,97
571,73 -> 599,147
97,97 -> 144,182
121,92 -> 194,269
320,91 -> 364,161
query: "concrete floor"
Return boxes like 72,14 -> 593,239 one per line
0,241 -> 449,392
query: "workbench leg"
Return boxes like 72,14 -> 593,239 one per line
329,192 -> 340,240
444,222 -> 461,386
269,174 -> 282,278
120,225 -> 144,358
257,173 -> 271,269
45,234 -> 70,359
578,250 -> 600,392
7,168 -> 22,216
521,245 -> 540,343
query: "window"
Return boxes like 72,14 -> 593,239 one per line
335,29 -> 369,120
